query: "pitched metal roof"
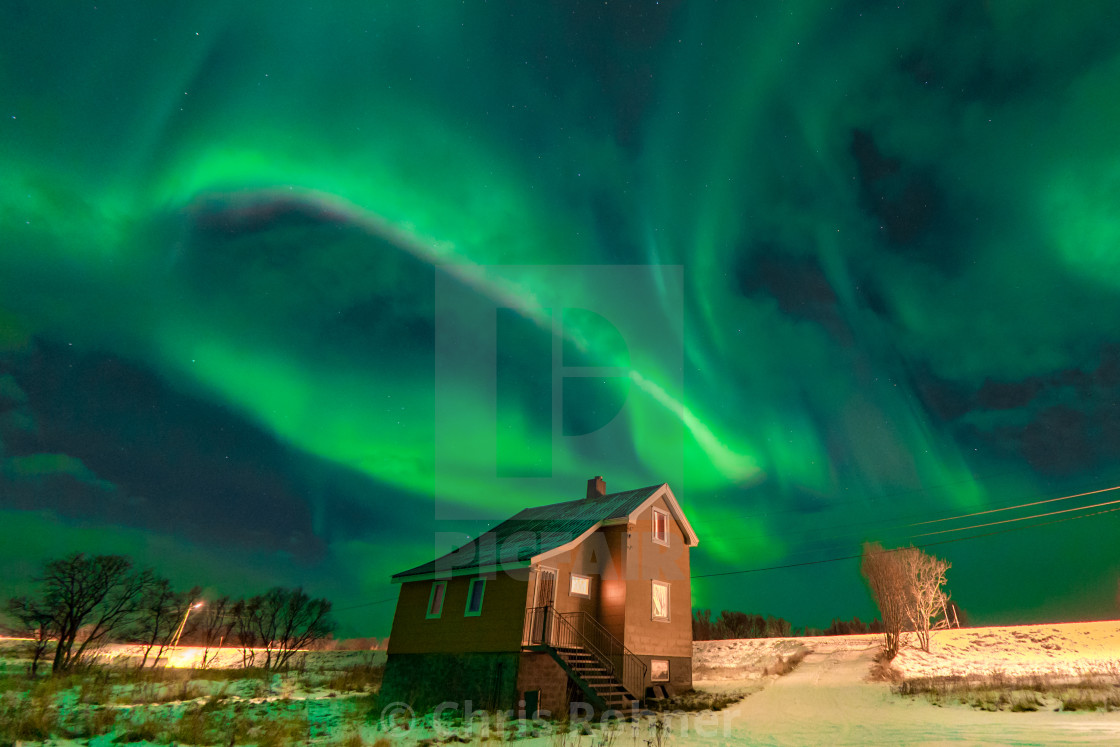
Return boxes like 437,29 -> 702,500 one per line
391,484 -> 663,582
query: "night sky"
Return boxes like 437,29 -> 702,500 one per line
3,1 -> 1120,637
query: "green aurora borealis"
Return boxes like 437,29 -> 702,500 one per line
3,1 -> 1120,635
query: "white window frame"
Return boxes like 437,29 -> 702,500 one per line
652,508 -> 670,547
651,659 -> 670,682
426,581 -> 447,619
569,573 -> 591,599
652,580 -> 670,622
465,578 -> 486,617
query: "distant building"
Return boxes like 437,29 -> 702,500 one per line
381,477 -> 699,716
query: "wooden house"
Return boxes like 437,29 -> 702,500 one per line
380,477 -> 698,715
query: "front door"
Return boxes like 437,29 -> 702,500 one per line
527,567 -> 557,645
536,567 -> 557,608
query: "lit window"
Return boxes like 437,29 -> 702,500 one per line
652,580 -> 670,621
652,508 -> 669,546
570,574 -> 591,598
651,659 -> 669,682
426,581 -> 447,619
465,578 -> 486,616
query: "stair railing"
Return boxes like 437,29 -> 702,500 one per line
522,606 -> 646,700
561,611 -> 646,702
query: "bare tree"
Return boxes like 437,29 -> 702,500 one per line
195,595 -> 237,668
691,609 -> 794,641
900,548 -> 951,653
34,554 -> 156,672
5,596 -> 55,675
861,542 -> 951,659
132,581 -> 202,668
861,542 -> 909,659
230,597 -> 260,668
233,587 -> 335,670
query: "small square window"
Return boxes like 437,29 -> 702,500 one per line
570,574 -> 590,598
426,581 -> 447,619
652,580 -> 670,622
651,659 -> 669,682
465,578 -> 486,616
652,508 -> 669,546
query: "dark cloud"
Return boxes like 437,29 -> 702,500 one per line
3,0 -> 1120,631
735,249 -> 847,339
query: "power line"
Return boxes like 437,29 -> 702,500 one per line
704,481 -> 1120,556
336,595 -> 398,612
690,501 -> 1120,580
911,495 -> 1120,538
906,484 -> 1120,527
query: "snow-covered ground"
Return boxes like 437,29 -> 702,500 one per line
892,620 -> 1120,680
372,624 -> 1120,745
5,622 -> 1120,745
686,635 -> 1120,746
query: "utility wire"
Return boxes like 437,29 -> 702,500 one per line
906,484 -> 1120,527
911,495 -> 1120,538
336,595 -> 398,611
691,501 -> 1120,580
707,481 -> 1120,552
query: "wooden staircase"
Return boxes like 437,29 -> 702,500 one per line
522,606 -> 646,713
553,644 -> 638,711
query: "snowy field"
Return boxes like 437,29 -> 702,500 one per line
0,638 -> 386,745
892,620 -> 1120,680
4,622 -> 1120,744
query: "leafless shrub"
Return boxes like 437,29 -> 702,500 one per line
131,579 -> 202,668
868,652 -> 904,683
192,594 -> 237,668
5,596 -> 55,675
662,688 -> 747,712
232,587 -> 335,670
896,672 -> 1120,711
644,711 -> 671,747
861,542 -> 951,658
763,648 -> 809,676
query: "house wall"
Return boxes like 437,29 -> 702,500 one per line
388,570 -> 529,655
596,525 -> 628,643
623,494 -> 693,687
379,652 -> 520,713
516,652 -> 574,718
635,654 -> 692,693
523,523 -> 627,621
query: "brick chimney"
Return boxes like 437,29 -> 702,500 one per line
586,476 -> 606,500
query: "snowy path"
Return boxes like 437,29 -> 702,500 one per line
693,640 -> 1120,746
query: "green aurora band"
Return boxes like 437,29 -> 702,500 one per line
3,1 -> 1120,634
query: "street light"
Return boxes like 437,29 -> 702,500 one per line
171,601 -> 204,649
